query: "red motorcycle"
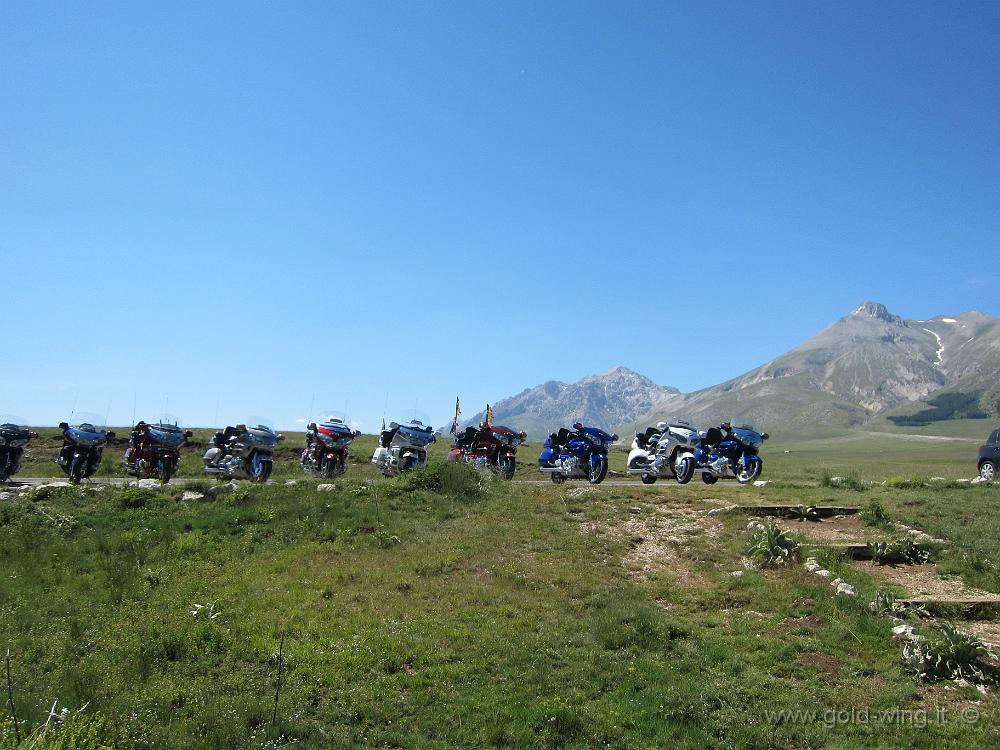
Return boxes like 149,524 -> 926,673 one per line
302,418 -> 360,478
448,424 -> 526,480
123,418 -> 193,484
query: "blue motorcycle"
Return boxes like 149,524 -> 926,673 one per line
693,421 -> 769,485
538,422 -> 618,484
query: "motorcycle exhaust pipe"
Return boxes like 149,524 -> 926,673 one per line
538,466 -> 561,473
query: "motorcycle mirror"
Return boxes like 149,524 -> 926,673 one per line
29,431 -> 39,438
308,422 -> 316,431
184,430 -> 194,438
106,431 -> 116,439
353,430 -> 362,437
58,422 -> 69,430
762,433 -> 770,440
277,434 -> 285,442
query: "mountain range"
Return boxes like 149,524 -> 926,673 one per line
463,302 -> 1000,438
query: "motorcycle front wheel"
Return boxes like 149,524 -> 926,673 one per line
675,457 -> 695,484
158,457 -> 175,484
588,457 -> 608,484
324,456 -> 339,479
69,456 -> 86,484
701,473 -> 718,485
497,455 -> 516,480
736,460 -> 762,484
248,455 -> 272,483
640,473 -> 657,484
550,473 -> 565,484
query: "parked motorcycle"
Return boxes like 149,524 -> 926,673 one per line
448,423 -> 527,479
203,419 -> 283,482
123,416 -> 193,483
302,413 -> 360,478
0,416 -> 36,483
56,413 -> 115,482
538,422 -> 618,484
693,419 -> 769,484
626,418 -> 699,484
372,419 -> 436,476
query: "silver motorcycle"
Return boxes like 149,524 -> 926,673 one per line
371,419 -> 436,476
626,418 -> 699,484
203,419 -> 284,482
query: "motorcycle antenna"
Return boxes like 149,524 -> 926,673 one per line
69,390 -> 79,422
104,397 -> 112,429
213,395 -> 220,429
307,394 -> 315,424
131,391 -> 137,429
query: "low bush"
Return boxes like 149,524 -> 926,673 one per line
747,520 -> 800,566
861,499 -> 892,527
396,461 -> 488,500
903,622 -> 996,683
868,537 -> 930,565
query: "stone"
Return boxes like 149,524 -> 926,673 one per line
37,481 -> 71,490
730,570 -> 744,577
207,481 -> 237,496
709,505 -> 737,516
181,491 -> 205,502
956,478 -> 971,484
835,582 -> 857,596
930,477 -> 947,482
628,507 -> 642,514
892,624 -> 915,641
829,476 -> 845,483
830,577 -> 843,588
814,569 -> 832,578
971,476 -> 987,485
753,480 -> 769,487
284,480 -> 297,486
136,479 -> 161,489
0,492 -> 11,502
805,561 -> 822,573
317,484 -> 337,492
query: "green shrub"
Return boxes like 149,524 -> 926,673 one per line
118,487 -> 157,509
397,462 -> 487,500
747,520 -> 799,566
885,476 -> 927,489
903,622 -> 994,683
868,537 -> 930,565
861,499 -> 892,527
820,473 -> 867,491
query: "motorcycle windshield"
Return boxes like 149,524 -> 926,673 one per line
147,415 -> 186,448
732,427 -> 764,447
667,416 -> 697,431
0,414 -> 29,430
245,418 -> 278,449
395,422 -> 435,448
71,412 -> 108,433
581,427 -> 613,447
316,412 -> 356,447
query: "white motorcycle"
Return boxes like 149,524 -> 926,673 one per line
372,420 -> 436,476
203,420 -> 284,482
626,419 -> 699,484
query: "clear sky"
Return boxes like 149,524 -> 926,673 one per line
2,0 -> 998,431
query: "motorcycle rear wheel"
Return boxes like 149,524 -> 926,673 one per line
550,473 -> 565,484
640,473 -> 657,484
701,473 -> 718,485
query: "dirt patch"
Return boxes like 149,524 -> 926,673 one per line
579,502 -> 721,586
961,621 -> 1000,650
776,514 -> 878,545
796,651 -> 842,675
773,615 -> 825,634
854,561 -> 1000,601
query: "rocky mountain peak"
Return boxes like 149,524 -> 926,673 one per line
851,301 -> 902,324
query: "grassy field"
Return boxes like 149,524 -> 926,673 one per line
1,428 -> 999,748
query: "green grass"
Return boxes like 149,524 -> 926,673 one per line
2,433 -> 1000,747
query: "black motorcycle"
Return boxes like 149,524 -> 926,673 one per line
0,416 -> 36,483
57,414 -> 115,482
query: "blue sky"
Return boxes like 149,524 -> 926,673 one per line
2,0 -> 998,430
